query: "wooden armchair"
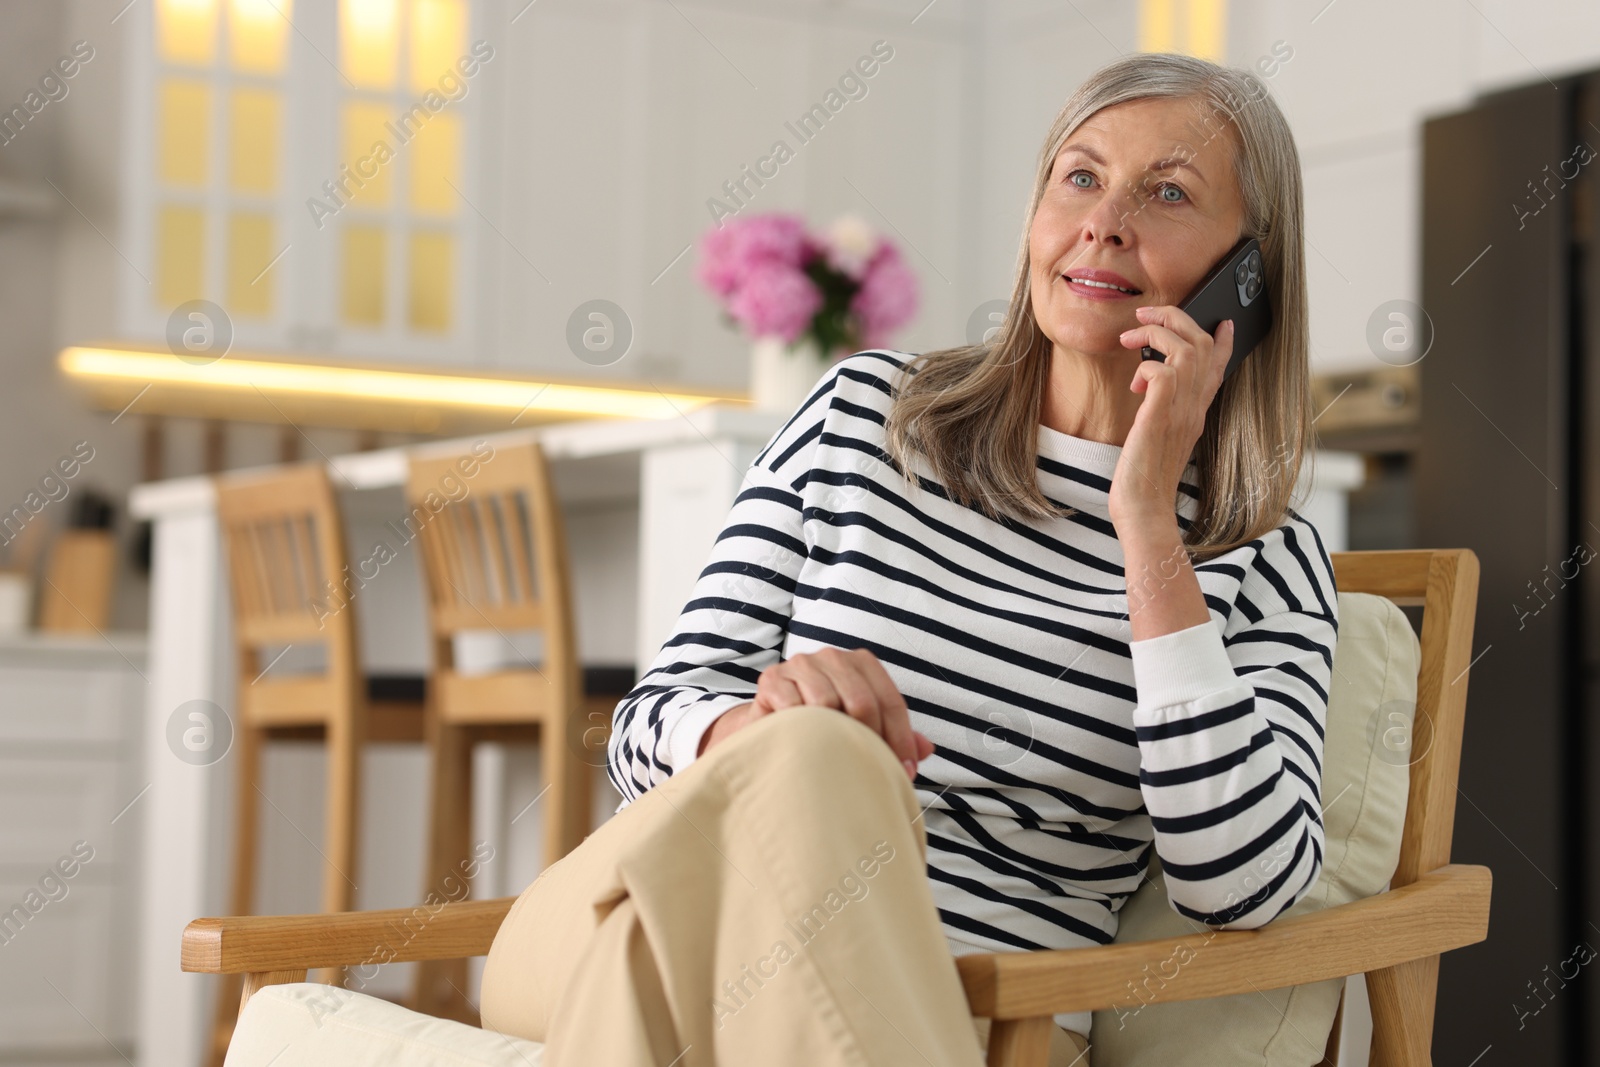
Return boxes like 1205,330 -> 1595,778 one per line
184,549 -> 1490,1067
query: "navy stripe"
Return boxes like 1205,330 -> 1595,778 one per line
1136,699 -> 1254,741
927,864 -> 1114,944
1158,802 -> 1313,885
1151,765 -> 1285,834
1140,727 -> 1273,787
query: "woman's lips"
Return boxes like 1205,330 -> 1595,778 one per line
1062,274 -> 1141,301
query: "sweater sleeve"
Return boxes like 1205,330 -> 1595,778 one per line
1127,520 -> 1339,928
605,358 -> 851,808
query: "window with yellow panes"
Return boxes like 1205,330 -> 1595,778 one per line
336,0 -> 469,335
150,0 -> 471,341
1136,0 -> 1227,62
153,0 -> 291,320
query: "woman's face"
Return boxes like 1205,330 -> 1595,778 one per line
1029,95 -> 1248,363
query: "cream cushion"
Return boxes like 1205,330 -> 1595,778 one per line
223,982 -> 544,1067
1089,591 -> 1421,1065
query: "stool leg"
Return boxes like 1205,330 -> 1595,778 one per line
542,701 -> 593,871
207,722 -> 263,1067
317,714 -> 362,987
413,715 -> 474,1020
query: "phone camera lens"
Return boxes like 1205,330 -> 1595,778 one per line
1235,261 -> 1249,284
1245,275 -> 1262,299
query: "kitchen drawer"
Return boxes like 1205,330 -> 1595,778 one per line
0,879 -> 132,1050
0,759 -> 130,867
0,667 -> 136,745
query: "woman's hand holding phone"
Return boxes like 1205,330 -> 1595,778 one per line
697,647 -> 933,780
1108,306 -> 1234,527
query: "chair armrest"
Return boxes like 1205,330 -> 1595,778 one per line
957,863 -> 1490,1019
182,896 -> 518,975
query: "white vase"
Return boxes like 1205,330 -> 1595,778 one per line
749,335 -> 835,414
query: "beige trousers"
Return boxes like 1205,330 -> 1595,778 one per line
479,703 -> 1091,1067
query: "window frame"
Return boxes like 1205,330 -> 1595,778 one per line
120,0 -> 484,366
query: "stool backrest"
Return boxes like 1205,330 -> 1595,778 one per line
405,441 -> 580,697
215,462 -> 361,710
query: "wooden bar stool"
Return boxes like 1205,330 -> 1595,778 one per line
406,441 -> 604,1020
207,462 -> 423,1065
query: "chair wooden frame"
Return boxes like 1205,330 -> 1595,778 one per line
184,548 -> 1489,1067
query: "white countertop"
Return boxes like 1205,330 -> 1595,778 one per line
129,402 -> 790,519
128,395 -> 1365,520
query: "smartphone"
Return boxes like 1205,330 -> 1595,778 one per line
1140,235 -> 1272,382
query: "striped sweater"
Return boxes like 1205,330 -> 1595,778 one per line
606,349 -> 1338,1037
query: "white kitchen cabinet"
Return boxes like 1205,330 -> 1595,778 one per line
0,635 -> 147,1063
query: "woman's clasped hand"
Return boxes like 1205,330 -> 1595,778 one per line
697,647 -> 934,780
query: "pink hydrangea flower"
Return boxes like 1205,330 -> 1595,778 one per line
696,213 -> 809,298
694,224 -> 743,298
731,214 -> 808,267
727,263 -> 821,345
852,243 -> 919,349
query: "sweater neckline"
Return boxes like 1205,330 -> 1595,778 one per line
1035,423 -> 1201,521
1036,423 -> 1125,472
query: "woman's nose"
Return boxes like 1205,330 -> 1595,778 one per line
1081,183 -> 1139,245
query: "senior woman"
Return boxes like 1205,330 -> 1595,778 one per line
479,50 -> 1335,1067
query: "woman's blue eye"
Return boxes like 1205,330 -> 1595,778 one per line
1065,169 -> 1186,203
